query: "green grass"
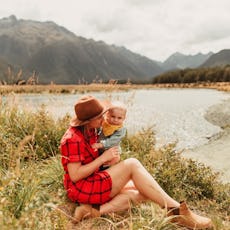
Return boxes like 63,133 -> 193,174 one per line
0,101 -> 229,229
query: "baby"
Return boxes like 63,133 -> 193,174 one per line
92,101 -> 127,170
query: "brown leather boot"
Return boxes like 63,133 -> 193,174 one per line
168,201 -> 213,229
72,204 -> 100,224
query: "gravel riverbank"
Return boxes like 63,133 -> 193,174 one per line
184,97 -> 230,183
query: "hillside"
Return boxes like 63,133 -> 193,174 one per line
0,15 -> 163,84
201,49 -> 230,67
161,52 -> 213,70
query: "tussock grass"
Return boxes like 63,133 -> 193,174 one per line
0,102 -> 229,229
0,81 -> 230,95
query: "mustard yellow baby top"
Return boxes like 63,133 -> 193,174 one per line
102,120 -> 122,136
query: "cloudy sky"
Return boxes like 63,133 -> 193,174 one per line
1,0 -> 230,61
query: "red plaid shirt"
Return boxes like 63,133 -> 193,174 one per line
60,126 -> 112,204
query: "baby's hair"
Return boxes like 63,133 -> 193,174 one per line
109,101 -> 127,114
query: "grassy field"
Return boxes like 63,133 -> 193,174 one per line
0,82 -> 230,95
0,98 -> 229,230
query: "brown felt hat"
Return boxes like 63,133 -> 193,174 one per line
70,95 -> 109,127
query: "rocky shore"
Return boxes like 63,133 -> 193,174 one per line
184,97 -> 230,183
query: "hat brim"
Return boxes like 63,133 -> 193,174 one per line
70,100 -> 110,127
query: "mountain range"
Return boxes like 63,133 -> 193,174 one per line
160,52 -> 214,70
0,15 -> 229,84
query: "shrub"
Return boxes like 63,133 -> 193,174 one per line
0,102 -> 70,171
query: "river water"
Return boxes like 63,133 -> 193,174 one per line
5,88 -> 230,152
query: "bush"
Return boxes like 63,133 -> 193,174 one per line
0,102 -> 70,170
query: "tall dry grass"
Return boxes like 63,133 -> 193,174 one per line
0,82 -> 230,95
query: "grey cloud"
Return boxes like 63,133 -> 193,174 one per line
125,0 -> 165,7
186,25 -> 230,45
84,8 -> 131,34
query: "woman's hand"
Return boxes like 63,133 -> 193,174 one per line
103,154 -> 121,166
92,142 -> 104,149
101,146 -> 119,164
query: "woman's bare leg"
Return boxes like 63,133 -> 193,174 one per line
106,158 -> 180,209
100,180 -> 148,214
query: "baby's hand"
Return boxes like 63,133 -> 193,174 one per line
92,142 -> 104,149
101,146 -> 119,163
103,155 -> 120,167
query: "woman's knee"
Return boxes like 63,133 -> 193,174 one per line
107,158 -> 142,185
124,158 -> 142,169
121,189 -> 146,204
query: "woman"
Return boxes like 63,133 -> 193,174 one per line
60,95 -> 212,229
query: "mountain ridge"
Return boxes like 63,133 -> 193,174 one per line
161,51 -> 213,70
0,15 -> 163,84
0,15 -> 229,84
200,49 -> 230,67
